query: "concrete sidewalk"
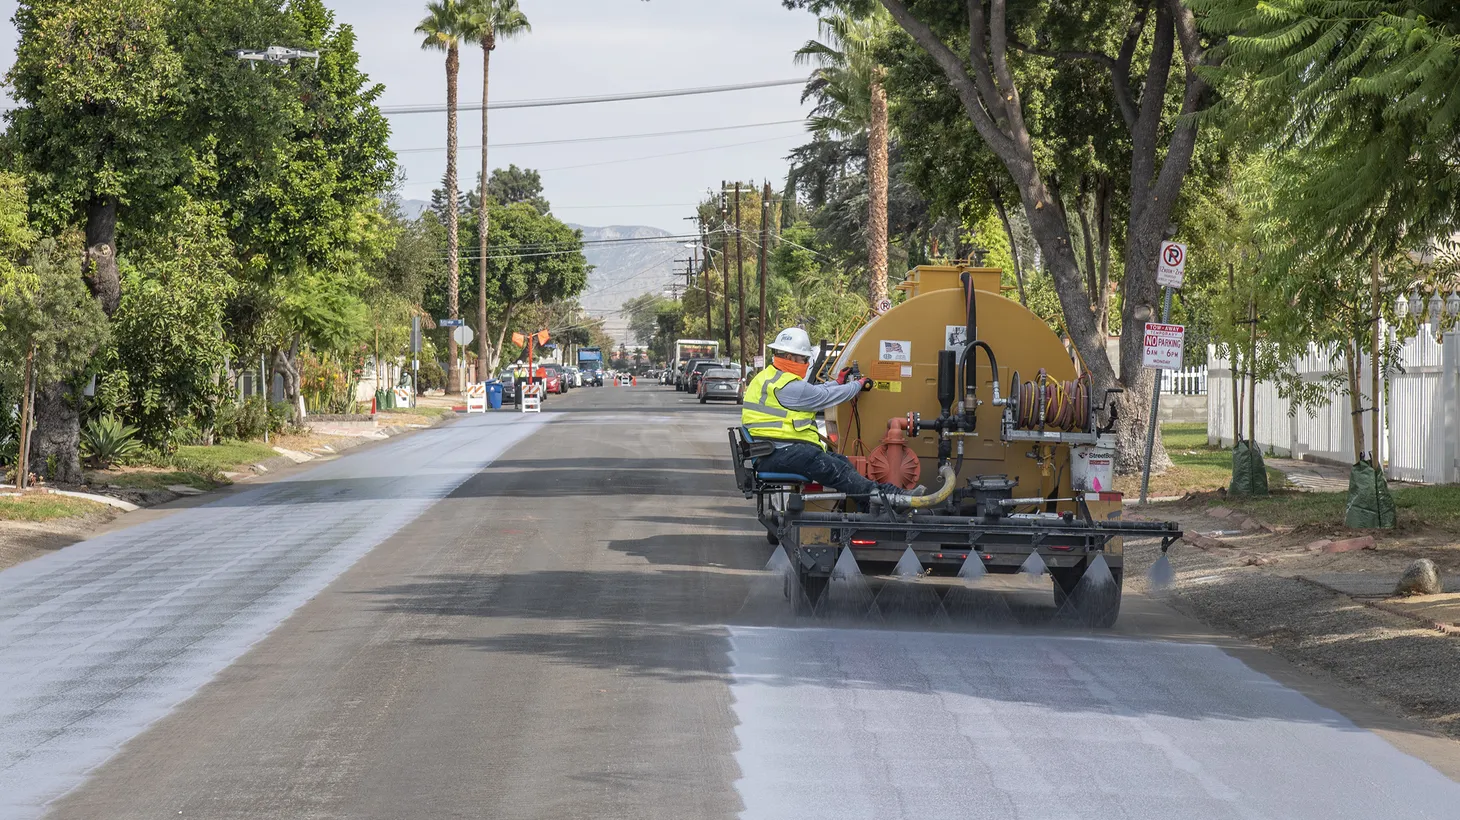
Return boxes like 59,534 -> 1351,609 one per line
1265,457 -> 1351,492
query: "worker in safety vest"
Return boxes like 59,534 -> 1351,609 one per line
743,328 -> 921,503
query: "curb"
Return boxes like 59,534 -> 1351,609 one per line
1293,575 -> 1460,637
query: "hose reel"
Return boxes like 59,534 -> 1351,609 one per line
1006,370 -> 1094,433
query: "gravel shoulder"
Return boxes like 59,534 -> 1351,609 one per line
1125,501 -> 1460,740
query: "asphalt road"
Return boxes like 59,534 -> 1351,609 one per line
3,383 -> 1459,819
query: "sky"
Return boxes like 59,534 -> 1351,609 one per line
0,0 -> 821,233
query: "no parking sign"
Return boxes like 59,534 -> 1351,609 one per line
1157,241 -> 1187,288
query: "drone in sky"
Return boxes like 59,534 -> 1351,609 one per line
231,46 -> 320,69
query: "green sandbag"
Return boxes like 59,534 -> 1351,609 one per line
1229,440 -> 1270,497
1344,461 -> 1396,529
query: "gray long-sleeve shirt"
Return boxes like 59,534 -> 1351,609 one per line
774,377 -> 864,412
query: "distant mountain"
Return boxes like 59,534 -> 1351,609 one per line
570,224 -> 682,346
400,199 -> 431,220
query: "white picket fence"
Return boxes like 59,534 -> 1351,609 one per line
1207,329 -> 1460,483
1161,366 -> 1208,395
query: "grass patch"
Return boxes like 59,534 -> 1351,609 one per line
0,493 -> 104,522
91,469 -> 220,492
397,405 -> 453,419
158,442 -> 278,475
1114,423 -> 1286,497
1222,483 -> 1460,531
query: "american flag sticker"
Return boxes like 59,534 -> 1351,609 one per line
879,340 -> 911,362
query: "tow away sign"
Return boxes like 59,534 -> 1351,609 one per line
1142,322 -> 1185,370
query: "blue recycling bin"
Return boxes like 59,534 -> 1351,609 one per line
485,380 -> 504,410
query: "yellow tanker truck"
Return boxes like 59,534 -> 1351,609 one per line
730,264 -> 1182,625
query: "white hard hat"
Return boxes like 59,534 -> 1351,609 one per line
768,327 -> 815,357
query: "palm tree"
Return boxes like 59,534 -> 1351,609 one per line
461,0 -> 530,373
795,9 -> 893,313
417,0 -> 466,392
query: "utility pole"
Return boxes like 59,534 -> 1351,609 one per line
15,342 -> 35,490
759,181 -> 771,363
719,182 -> 731,356
700,227 -> 712,341
735,182 -> 746,372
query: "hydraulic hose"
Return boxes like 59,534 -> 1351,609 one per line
905,463 -> 958,509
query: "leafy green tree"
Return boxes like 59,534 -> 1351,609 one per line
1196,1 -> 1459,254
7,0 -> 182,317
417,0 -> 467,391
460,0 -> 532,372
473,203 -> 589,372
0,236 -> 110,483
791,0 -> 1216,473
482,165 -> 551,214
0,174 -> 38,337
796,8 -> 895,312
237,0 -> 394,417
102,191 -> 237,447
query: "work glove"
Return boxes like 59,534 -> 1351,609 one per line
836,367 -> 854,384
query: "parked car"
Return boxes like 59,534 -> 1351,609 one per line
677,359 -> 712,391
586,368 -> 604,387
685,360 -> 727,394
697,367 -> 744,404
537,363 -> 570,394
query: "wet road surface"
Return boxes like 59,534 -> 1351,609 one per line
1,384 -> 1457,819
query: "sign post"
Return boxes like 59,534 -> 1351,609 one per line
411,316 -> 421,401
1140,241 -> 1188,504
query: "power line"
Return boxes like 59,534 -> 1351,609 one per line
539,134 -> 802,172
394,119 -> 805,154
379,78 -> 805,115
553,203 -> 697,210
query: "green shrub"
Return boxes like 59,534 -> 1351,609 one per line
268,401 -> 293,434
81,413 -> 145,469
417,360 -> 446,392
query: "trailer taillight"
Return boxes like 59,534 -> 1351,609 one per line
850,539 -> 877,546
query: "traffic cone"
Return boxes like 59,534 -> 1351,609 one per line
632,376 -> 637,386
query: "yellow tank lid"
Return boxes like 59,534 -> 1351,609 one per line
895,265 -> 1002,298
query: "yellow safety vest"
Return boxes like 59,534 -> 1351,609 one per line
742,366 -> 824,450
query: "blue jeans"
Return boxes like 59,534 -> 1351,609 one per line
754,442 -> 905,497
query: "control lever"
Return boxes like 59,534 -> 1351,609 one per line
1099,388 -> 1124,434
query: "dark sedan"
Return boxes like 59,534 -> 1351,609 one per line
697,367 -> 743,404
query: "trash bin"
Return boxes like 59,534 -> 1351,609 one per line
485,380 -> 504,410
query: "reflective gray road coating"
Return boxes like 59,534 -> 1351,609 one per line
0,414 -> 542,819
729,626 -> 1460,820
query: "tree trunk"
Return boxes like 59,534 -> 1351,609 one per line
867,76 -> 890,313
444,44 -> 461,394
1077,183 -> 1099,309
30,195 -> 121,482
84,195 -> 120,317
478,42 -> 492,373
1096,176 -> 1113,335
274,337 -> 305,422
1370,251 -> 1381,470
1346,339 -> 1365,462
29,382 -> 82,484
